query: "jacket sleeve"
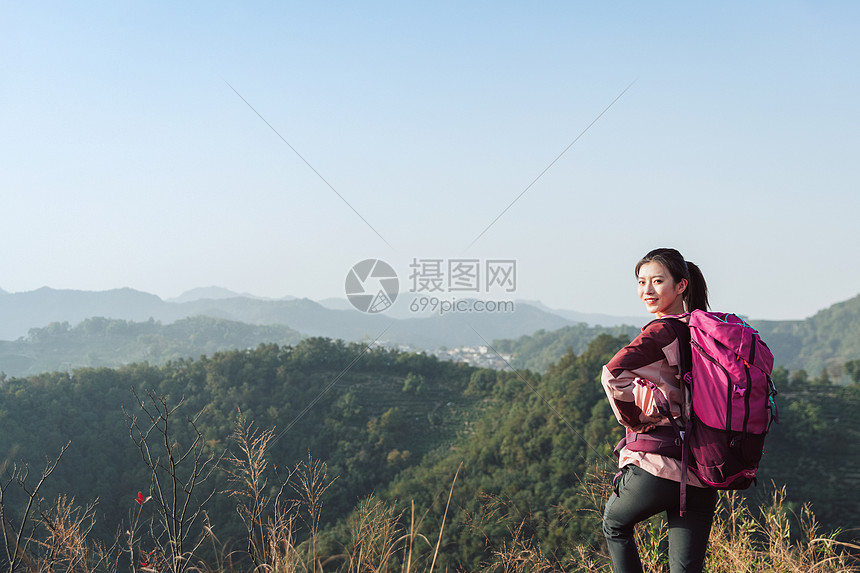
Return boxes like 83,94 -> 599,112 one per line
601,320 -> 677,430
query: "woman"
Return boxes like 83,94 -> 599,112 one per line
601,248 -> 717,573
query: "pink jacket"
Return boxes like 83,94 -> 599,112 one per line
601,314 -> 705,487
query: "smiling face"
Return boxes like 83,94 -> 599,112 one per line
637,261 -> 688,317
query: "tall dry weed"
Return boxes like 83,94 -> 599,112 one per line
344,496 -> 404,573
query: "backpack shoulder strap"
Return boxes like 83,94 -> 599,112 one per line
656,317 -> 692,378
653,316 -> 695,516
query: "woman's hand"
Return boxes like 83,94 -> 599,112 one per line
629,416 -> 661,433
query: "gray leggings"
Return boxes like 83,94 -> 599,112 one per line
603,464 -> 718,573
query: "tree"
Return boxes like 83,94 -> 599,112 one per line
402,373 -> 425,395
790,369 -> 809,387
844,359 -> 860,385
813,368 -> 832,386
123,388 -> 223,573
465,369 -> 496,396
771,365 -> 789,388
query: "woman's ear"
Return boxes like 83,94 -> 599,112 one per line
677,278 -> 688,294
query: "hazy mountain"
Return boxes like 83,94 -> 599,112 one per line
159,296 -> 577,351
318,294 -> 437,319
316,296 -> 354,311
516,299 -> 646,327
0,287 -> 166,340
0,288 -> 583,357
5,286 -> 860,378
0,316 -> 303,376
168,286 -> 296,303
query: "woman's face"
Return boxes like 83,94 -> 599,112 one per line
637,261 -> 687,317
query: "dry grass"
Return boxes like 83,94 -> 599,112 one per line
705,487 -> 860,573
30,495 -> 120,573
7,431 -> 858,573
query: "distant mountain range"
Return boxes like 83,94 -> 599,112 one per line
2,286 -> 859,379
0,286 -> 645,348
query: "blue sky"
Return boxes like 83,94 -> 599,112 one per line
2,1 -> 858,321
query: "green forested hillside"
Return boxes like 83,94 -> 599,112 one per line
362,340 -> 860,569
0,337 -> 857,571
366,334 -> 631,570
492,324 -> 642,372
754,293 -> 860,377
0,339 -> 475,543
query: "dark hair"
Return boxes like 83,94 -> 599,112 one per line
635,248 -> 709,312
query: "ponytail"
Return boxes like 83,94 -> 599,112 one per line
683,260 -> 709,312
635,248 -> 709,312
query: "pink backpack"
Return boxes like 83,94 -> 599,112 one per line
617,310 -> 778,514
680,311 -> 778,490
